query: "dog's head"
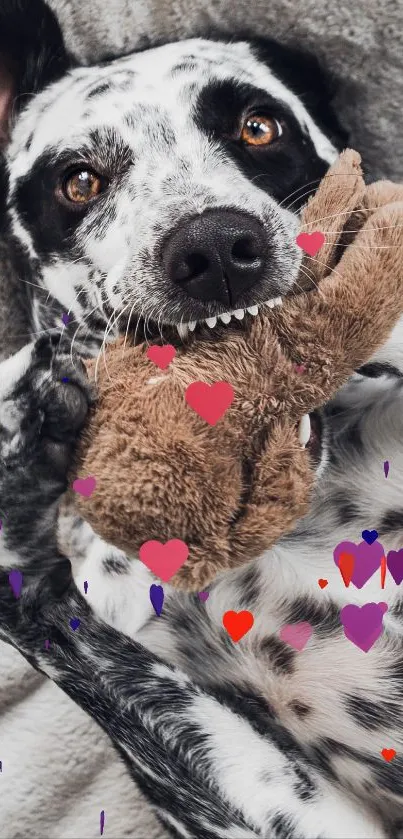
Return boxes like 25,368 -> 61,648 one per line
1,0 -> 346,345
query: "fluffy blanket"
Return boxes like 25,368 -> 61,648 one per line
1,1 -> 401,837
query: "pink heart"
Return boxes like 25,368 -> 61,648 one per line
296,231 -> 325,257
279,621 -> 313,652
139,539 -> 189,582
72,476 -> 97,498
146,344 -> 176,370
185,381 -> 234,426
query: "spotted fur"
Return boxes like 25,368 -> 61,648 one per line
0,2 -> 401,838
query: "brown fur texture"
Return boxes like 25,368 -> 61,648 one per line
72,150 -> 403,590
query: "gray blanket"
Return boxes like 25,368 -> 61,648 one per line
1,1 -> 402,836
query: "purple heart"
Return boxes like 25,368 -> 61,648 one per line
69,618 -> 81,631
8,570 -> 23,598
334,540 -> 384,589
198,592 -> 209,602
387,549 -> 403,585
62,313 -> 70,325
150,584 -> 164,616
362,529 -> 379,545
384,461 -> 390,478
340,602 -> 388,652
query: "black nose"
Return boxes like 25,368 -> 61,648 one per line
162,209 -> 268,306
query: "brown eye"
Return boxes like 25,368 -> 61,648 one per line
241,115 -> 282,147
63,169 -> 104,203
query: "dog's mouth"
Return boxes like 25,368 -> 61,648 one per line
130,294 -> 284,345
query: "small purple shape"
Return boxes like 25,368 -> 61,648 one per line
100,810 -> 105,836
84,581 -> 88,595
61,313 -> 70,325
362,529 -> 379,545
198,592 -> 209,602
334,540 -> 384,589
44,640 -> 50,650
340,602 -> 388,652
150,584 -> 164,616
69,618 -> 81,631
387,549 -> 403,586
384,461 -> 390,478
61,377 -> 69,383
8,570 -> 23,598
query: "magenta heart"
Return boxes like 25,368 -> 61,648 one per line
198,592 -> 209,602
72,476 -> 97,498
340,602 -> 388,652
8,569 -> 23,598
387,549 -> 403,585
334,540 -> 384,588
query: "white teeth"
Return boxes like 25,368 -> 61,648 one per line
177,324 -> 189,340
205,316 -> 217,328
234,309 -> 245,319
266,296 -> 283,309
188,321 -> 196,332
247,305 -> 259,316
298,414 -> 311,447
219,312 -> 232,324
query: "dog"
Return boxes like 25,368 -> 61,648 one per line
1,1 -> 403,837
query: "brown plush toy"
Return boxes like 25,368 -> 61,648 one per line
71,150 -> 403,591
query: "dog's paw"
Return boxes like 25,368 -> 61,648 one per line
0,333 -> 94,556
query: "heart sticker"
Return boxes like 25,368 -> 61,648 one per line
334,540 -> 384,589
318,579 -> 328,589
198,591 -> 209,601
340,602 -> 388,652
62,313 -> 70,325
72,476 -> 97,498
146,345 -> 176,370
185,381 -> 234,426
149,584 -> 164,616
279,622 -> 313,652
362,529 -> 379,545
386,549 -> 403,585
381,748 -> 396,762
296,231 -> 325,257
8,569 -> 23,599
339,552 -> 355,587
69,618 -> 81,631
223,610 -> 254,642
139,539 -> 189,581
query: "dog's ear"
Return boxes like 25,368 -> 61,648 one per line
0,0 -> 71,147
246,36 -> 349,150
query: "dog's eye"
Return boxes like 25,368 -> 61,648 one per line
63,169 -> 104,203
241,115 -> 282,147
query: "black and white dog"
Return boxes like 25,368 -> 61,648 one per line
1,1 -> 403,837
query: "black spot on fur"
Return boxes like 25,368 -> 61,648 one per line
102,554 -> 130,575
359,362 -> 403,379
285,597 -> 341,639
331,492 -> 361,526
212,684 -> 275,737
237,563 -> 261,610
288,700 -> 312,719
259,636 -> 296,674
87,82 -> 112,99
194,78 -> 329,210
378,509 -> 403,536
270,813 -> 299,838
342,420 -> 365,456
344,694 -> 386,731
172,61 -> 199,74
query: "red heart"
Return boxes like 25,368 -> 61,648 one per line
339,552 -> 355,587
146,344 -> 176,370
185,381 -> 234,426
296,231 -> 325,257
318,579 -> 328,589
222,610 -> 254,642
139,539 -> 189,582
381,748 -> 396,762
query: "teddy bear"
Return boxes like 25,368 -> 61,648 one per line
70,149 -> 403,591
